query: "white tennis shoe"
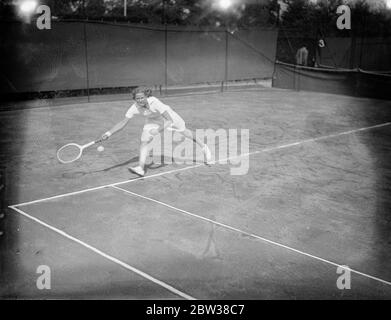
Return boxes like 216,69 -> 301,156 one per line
128,166 -> 145,177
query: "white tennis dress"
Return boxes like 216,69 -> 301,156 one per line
125,96 -> 186,141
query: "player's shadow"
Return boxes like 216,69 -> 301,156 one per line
61,154 -> 192,179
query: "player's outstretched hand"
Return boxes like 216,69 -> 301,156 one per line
101,132 -> 111,141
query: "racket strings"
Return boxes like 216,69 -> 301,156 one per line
57,144 -> 82,163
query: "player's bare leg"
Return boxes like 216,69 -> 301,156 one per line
180,129 -> 212,164
128,140 -> 150,176
138,141 -> 150,168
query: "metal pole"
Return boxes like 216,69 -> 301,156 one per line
163,0 -> 168,95
349,30 -> 356,69
82,0 -> 86,18
83,22 -> 90,102
359,13 -> 366,70
224,29 -> 228,92
124,0 -> 127,17
0,167 -> 5,238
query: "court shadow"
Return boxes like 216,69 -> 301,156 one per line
62,156 -> 139,179
61,154 -> 195,178
144,155 -> 190,174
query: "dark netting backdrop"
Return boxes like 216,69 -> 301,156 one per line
0,20 -> 278,96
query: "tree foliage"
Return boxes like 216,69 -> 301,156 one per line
1,0 -> 390,34
280,0 -> 391,37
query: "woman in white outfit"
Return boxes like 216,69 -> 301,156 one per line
101,86 -> 212,176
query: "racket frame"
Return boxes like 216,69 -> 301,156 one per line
57,139 -> 102,164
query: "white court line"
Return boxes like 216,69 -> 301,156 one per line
9,205 -> 196,300
12,164 -> 204,207
11,121 -> 391,208
111,185 -> 391,287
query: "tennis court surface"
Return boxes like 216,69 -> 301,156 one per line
1,88 -> 391,299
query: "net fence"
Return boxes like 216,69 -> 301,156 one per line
273,25 -> 391,100
0,20 -> 278,98
273,61 -> 391,100
276,27 -> 391,71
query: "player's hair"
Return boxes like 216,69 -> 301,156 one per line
132,86 -> 153,99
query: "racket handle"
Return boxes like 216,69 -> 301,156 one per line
83,141 -> 97,148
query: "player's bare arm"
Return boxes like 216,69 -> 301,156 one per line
102,117 -> 130,140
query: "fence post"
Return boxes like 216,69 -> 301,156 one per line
164,25 -> 168,95
83,21 -> 90,102
163,0 -> 168,95
0,167 -> 5,238
224,29 -> 229,92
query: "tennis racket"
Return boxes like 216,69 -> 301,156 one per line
57,138 -> 103,164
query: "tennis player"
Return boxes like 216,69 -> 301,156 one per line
101,86 -> 212,176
